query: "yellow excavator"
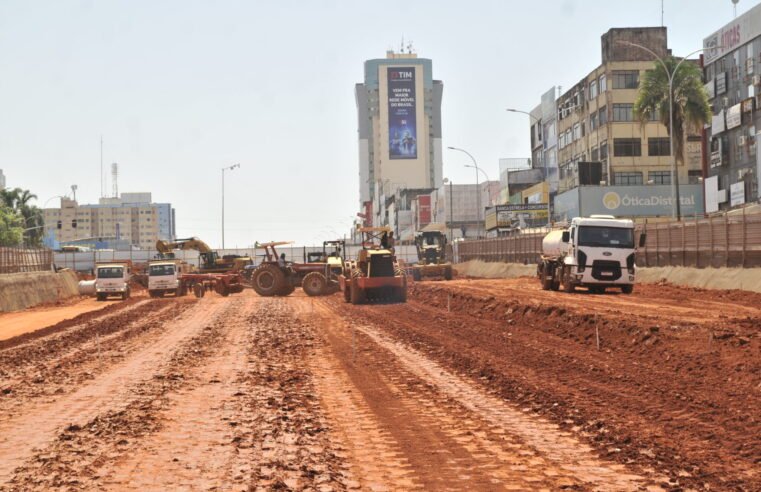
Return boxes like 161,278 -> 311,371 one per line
155,237 -> 252,273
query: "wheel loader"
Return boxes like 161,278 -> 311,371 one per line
339,227 -> 407,304
410,231 -> 453,281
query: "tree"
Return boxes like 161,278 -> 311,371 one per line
0,205 -> 23,247
633,56 -> 711,166
0,187 -> 44,247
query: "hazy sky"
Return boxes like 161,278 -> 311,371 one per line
0,0 -> 752,247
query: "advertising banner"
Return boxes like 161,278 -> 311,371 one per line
387,67 -> 417,159
579,185 -> 704,217
730,182 -> 746,207
704,176 -> 720,213
485,204 -> 548,230
726,104 -> 742,129
704,3 -> 761,65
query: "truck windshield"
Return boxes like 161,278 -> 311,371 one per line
149,265 -> 175,276
97,267 -> 124,278
578,226 -> 634,248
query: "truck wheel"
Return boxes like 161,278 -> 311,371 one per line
540,266 -> 552,291
215,283 -> 230,297
444,266 -> 453,281
96,293 -> 106,301
397,285 -> 407,302
149,290 -> 157,298
562,267 -> 575,293
251,264 -> 285,297
621,284 -> 634,294
302,272 -> 327,296
193,284 -> 204,298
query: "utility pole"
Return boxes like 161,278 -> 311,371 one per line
221,163 -> 240,249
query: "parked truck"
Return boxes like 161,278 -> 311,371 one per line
147,260 -> 191,297
537,215 -> 645,294
95,261 -> 132,301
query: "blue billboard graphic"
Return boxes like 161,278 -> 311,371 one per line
387,67 -> 417,159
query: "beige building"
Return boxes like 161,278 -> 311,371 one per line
556,27 -> 702,193
44,193 -> 173,249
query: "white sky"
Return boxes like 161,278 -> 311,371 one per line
0,0 -> 753,247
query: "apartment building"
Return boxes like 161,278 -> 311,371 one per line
554,27 -> 702,193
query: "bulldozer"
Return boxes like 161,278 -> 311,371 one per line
155,237 -> 252,273
411,230 -> 453,281
339,227 -> 407,304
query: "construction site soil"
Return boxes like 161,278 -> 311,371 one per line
0,277 -> 757,490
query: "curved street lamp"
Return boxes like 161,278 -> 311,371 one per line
447,146 -> 484,238
221,163 -> 240,249
617,41 -> 722,221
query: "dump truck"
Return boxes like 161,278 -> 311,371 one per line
95,261 -> 132,301
147,259 -> 192,297
411,231 -> 452,281
537,215 -> 646,294
339,227 -> 406,304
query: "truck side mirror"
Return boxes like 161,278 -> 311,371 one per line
639,233 -> 647,248
561,231 -> 570,243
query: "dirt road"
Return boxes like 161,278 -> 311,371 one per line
0,277 -> 757,490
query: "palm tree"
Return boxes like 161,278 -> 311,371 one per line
0,188 -> 44,246
633,56 -> 711,166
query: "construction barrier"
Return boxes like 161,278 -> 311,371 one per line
455,208 -> 761,269
0,247 -> 53,274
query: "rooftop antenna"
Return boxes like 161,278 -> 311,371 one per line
111,162 -> 119,198
661,0 -> 664,26
732,0 -> 739,18
400,35 -> 404,53
71,184 -> 78,202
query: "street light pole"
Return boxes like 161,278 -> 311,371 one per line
221,163 -> 240,249
506,108 -> 553,226
616,41 -> 719,221
448,146 -> 484,238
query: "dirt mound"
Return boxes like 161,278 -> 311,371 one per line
454,260 -> 535,279
0,271 -> 79,312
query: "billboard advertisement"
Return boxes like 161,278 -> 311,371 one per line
554,185 -> 705,220
387,67 -> 417,159
485,204 -> 548,230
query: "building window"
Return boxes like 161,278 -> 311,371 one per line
615,171 -> 644,185
589,79 -> 598,99
600,141 -> 608,160
613,103 -> 634,121
648,137 -> 671,156
591,146 -> 599,161
613,138 -> 642,157
590,112 -> 598,131
688,170 -> 703,184
599,106 -> 608,125
599,74 -> 607,92
612,70 -> 639,89
649,170 -> 671,184
573,123 -> 581,141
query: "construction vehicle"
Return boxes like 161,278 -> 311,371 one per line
537,215 -> 646,294
249,241 -> 341,297
147,259 -> 192,297
95,261 -> 132,301
301,240 -> 345,296
339,227 -> 407,304
155,237 -> 252,273
411,231 -> 453,281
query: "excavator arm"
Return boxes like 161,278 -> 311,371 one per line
155,237 -> 213,255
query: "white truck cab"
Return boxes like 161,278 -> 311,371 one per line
539,215 -> 646,294
95,262 -> 132,301
148,260 -> 188,297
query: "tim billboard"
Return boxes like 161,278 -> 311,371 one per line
387,67 -> 417,159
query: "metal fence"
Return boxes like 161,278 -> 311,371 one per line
454,210 -> 761,269
53,244 -> 420,272
0,247 -> 53,274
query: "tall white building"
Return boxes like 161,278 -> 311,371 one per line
355,50 -> 444,221
0,169 -> 6,190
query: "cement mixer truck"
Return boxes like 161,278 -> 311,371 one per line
537,215 -> 645,294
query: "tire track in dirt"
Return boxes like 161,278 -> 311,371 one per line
306,297 -> 653,490
0,299 -> 195,412
96,296 -> 257,490
0,296 -> 232,486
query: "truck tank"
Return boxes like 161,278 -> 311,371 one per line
542,230 -> 566,258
